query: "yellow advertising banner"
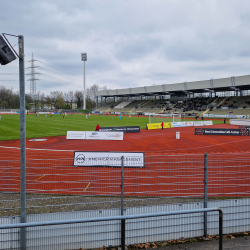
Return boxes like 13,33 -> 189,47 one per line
147,122 -> 173,130
163,122 -> 173,128
147,123 -> 162,130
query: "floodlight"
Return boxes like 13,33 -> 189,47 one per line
0,35 -> 16,65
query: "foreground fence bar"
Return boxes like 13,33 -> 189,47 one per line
121,156 -> 125,250
204,153 -> 208,237
0,208 -> 223,250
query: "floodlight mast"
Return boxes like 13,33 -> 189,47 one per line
81,53 -> 87,110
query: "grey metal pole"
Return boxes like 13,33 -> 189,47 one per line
219,209 -> 223,250
121,156 -> 124,216
204,153 -> 208,238
121,156 -> 125,250
83,60 -> 86,110
19,35 -> 26,250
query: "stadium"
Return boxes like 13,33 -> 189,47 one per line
1,74 -> 250,249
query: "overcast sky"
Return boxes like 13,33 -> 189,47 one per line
1,0 -> 250,95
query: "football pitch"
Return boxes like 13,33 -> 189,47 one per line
0,113 -> 225,141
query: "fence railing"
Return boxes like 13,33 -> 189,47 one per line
0,208 -> 223,250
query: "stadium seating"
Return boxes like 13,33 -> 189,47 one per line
95,96 -> 250,116
114,100 -> 133,109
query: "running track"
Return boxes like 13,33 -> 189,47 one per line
0,124 -> 250,197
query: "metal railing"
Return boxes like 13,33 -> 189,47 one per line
0,207 -> 223,250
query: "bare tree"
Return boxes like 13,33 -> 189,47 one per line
74,91 -> 83,108
68,91 -> 75,109
63,92 -> 70,106
55,92 -> 64,109
45,95 -> 53,109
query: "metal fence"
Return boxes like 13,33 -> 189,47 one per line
0,152 -> 250,249
1,153 -> 249,216
0,208 -> 223,250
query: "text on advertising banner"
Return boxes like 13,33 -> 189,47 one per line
163,122 -> 173,128
193,121 -> 213,126
99,126 -> 140,133
73,151 -> 144,167
147,123 -> 162,130
195,128 -> 249,136
147,123 -> 173,129
67,131 -> 86,140
172,122 -> 193,127
85,131 -> 124,140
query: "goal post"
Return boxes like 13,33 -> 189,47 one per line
148,113 -> 182,124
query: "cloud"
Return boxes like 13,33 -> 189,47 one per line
1,0 -> 250,95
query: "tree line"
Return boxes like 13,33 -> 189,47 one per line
0,84 -> 101,110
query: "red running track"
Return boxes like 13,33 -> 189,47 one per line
0,124 -> 250,197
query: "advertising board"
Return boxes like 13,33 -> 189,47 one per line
193,121 -> 213,126
172,122 -> 193,127
99,126 -> 140,133
163,122 -> 173,128
147,123 -> 173,129
66,131 -> 86,140
204,114 -> 249,119
147,123 -> 162,130
85,131 -> 123,140
195,128 -> 249,136
172,122 -> 183,127
73,151 -> 144,167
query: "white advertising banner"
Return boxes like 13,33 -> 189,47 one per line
193,121 -> 213,126
67,131 -> 86,140
203,114 -> 249,119
204,121 -> 213,126
172,122 -> 184,127
172,122 -> 194,127
85,131 -> 124,140
185,121 -> 194,126
74,151 -> 144,167
203,114 -> 214,118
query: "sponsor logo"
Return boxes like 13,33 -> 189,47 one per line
92,132 -> 98,135
196,128 -> 204,135
76,154 -> 85,163
106,133 -> 122,137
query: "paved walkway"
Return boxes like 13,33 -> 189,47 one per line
143,236 -> 250,250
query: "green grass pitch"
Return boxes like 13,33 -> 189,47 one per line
0,114 -> 225,141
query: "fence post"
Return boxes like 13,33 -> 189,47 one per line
19,35 -> 26,250
121,156 -> 125,250
204,153 -> 208,237
121,156 -> 124,216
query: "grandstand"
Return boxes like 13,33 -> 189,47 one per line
91,74 -> 250,118
96,99 -> 172,114
172,97 -> 218,116
95,95 -> 250,118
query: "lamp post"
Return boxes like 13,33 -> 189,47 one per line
81,53 -> 87,110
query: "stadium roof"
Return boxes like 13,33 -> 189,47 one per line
87,74 -> 250,98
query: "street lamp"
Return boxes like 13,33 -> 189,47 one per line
81,53 -> 87,110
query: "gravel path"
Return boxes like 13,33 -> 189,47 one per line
0,193 -> 203,216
